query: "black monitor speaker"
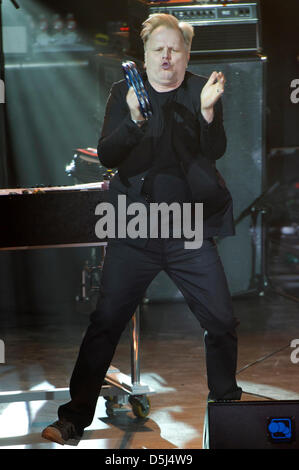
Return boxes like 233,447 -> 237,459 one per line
205,400 -> 299,449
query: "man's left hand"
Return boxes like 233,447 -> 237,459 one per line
201,71 -> 226,123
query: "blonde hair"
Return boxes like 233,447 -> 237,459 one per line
141,13 -> 194,52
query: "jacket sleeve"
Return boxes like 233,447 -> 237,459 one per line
199,97 -> 227,161
97,82 -> 148,168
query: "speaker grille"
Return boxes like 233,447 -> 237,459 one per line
188,57 -> 266,295
191,23 -> 258,53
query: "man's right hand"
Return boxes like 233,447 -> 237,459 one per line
126,87 -> 145,123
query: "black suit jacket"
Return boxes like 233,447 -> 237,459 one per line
97,71 -> 235,246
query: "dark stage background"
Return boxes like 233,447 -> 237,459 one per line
0,0 -> 298,318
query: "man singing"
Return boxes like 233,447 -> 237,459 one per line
42,13 -> 242,445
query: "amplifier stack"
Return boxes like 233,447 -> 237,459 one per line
128,0 -> 262,58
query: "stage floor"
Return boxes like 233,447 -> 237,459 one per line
0,280 -> 299,449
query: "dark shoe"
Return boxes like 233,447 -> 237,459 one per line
208,386 -> 242,403
41,419 -> 83,445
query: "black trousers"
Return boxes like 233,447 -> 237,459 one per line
58,237 -> 242,432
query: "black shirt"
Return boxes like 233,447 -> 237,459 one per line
141,83 -> 192,206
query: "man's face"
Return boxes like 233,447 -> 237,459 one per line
144,26 -> 190,91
